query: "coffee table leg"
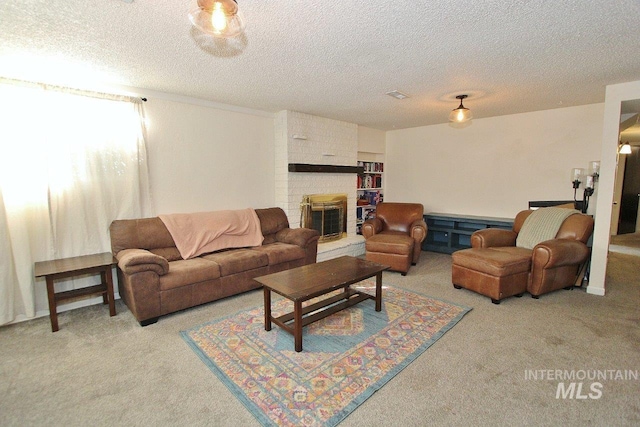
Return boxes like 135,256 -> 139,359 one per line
375,272 -> 382,312
263,287 -> 272,331
294,301 -> 302,352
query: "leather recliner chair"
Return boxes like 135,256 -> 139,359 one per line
362,202 -> 428,275
451,209 -> 594,303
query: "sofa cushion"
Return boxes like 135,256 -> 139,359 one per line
149,247 -> 183,262
159,259 -> 221,291
251,242 -> 306,265
365,232 -> 413,255
201,249 -> 269,276
255,208 -> 290,244
452,247 -> 532,277
110,217 -> 175,254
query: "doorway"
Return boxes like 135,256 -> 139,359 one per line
610,105 -> 640,256
617,145 -> 640,234
613,107 -> 640,235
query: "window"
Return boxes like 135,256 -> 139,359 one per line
0,81 -> 151,324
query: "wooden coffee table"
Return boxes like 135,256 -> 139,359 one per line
254,256 -> 389,352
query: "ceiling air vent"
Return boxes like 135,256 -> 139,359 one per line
386,90 -> 410,100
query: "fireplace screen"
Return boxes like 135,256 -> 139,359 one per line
300,194 -> 347,242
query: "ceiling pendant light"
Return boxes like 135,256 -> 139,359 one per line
189,0 -> 245,39
449,94 -> 473,123
619,141 -> 632,154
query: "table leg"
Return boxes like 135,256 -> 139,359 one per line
45,276 -> 59,332
263,287 -> 272,331
375,272 -> 382,312
341,286 -> 350,302
294,300 -> 302,352
104,267 -> 116,317
100,270 -> 108,305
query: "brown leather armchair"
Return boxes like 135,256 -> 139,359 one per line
451,209 -> 594,303
362,202 -> 427,275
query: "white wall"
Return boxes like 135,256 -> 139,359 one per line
358,126 -> 386,155
589,80 -> 640,295
385,104 -> 604,218
144,98 -> 275,215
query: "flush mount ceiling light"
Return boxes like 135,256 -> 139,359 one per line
189,0 -> 245,39
449,94 -> 473,123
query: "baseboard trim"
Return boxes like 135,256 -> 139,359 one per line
586,285 -> 605,296
7,292 -> 122,326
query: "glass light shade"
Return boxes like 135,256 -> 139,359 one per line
189,0 -> 245,39
619,143 -> 632,154
571,168 -> 585,184
588,160 -> 600,176
448,107 -> 472,123
586,174 -> 594,189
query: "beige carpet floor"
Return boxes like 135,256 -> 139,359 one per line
1,251 -> 639,426
610,233 -> 640,256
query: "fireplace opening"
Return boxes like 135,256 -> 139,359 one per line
300,194 -> 347,242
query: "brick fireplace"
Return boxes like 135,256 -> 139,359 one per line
274,111 -> 365,260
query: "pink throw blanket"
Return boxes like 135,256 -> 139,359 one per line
159,208 -> 264,260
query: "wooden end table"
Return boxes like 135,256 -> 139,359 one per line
254,256 -> 389,352
34,252 -> 117,332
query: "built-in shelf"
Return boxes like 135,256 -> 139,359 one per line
356,161 -> 384,234
422,213 -> 514,254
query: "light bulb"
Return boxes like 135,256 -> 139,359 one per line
211,2 -> 228,33
456,110 -> 464,122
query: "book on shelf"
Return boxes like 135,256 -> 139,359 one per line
357,161 -> 384,173
357,173 -> 382,189
366,190 -> 381,205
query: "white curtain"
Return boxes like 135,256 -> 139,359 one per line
0,81 -> 152,325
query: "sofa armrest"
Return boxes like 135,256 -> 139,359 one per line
471,229 -> 517,248
362,218 -> 383,239
410,219 -> 428,243
532,239 -> 590,270
275,227 -> 320,248
116,249 -> 170,276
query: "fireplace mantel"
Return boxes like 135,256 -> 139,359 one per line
288,163 -> 364,174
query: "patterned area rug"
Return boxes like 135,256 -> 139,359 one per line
181,284 -> 471,426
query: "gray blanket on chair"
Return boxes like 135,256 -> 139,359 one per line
516,207 -> 579,249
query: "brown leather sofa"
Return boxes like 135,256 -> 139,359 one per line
451,209 -> 593,303
110,207 -> 319,325
362,202 -> 428,275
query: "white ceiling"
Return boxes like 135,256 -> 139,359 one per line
1,0 -> 640,130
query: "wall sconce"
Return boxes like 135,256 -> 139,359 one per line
571,162 -> 599,213
588,160 -> 600,182
619,141 -> 632,154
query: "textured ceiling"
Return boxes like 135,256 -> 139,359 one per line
1,0 -> 640,130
